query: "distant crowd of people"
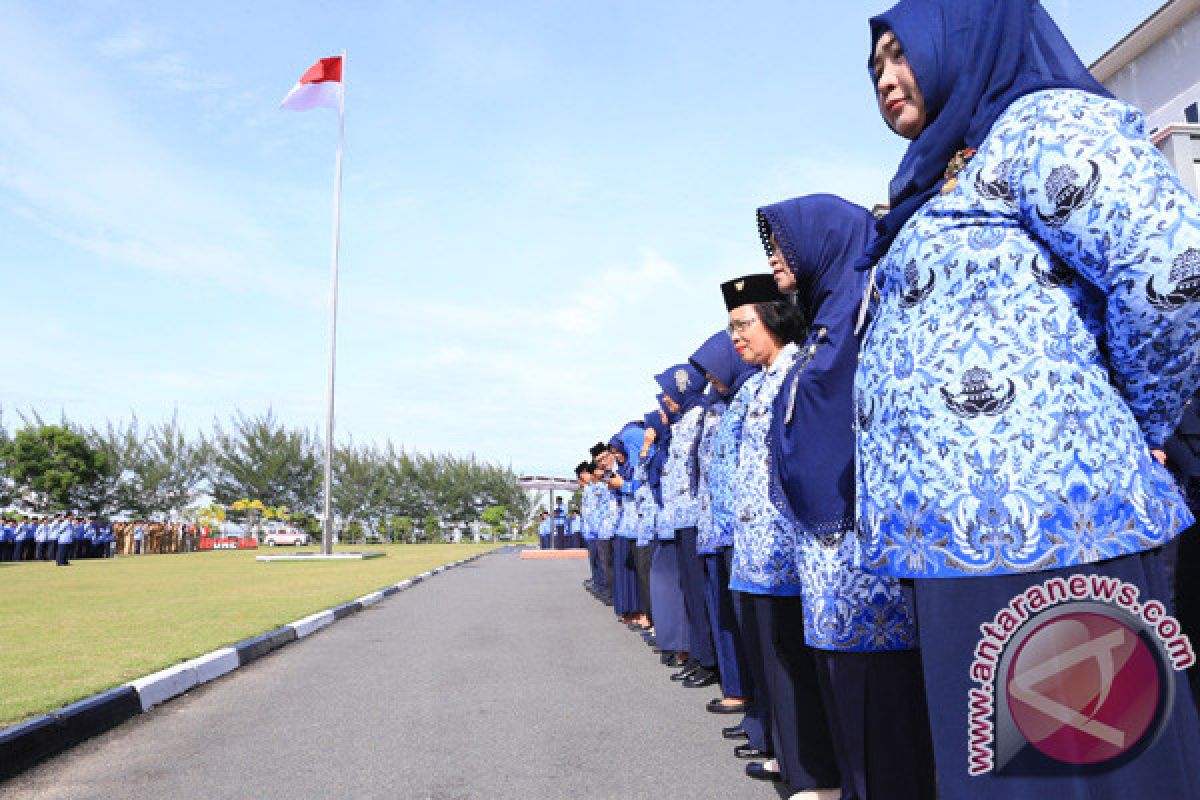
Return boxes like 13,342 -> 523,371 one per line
536,498 -> 583,549
0,517 -> 210,565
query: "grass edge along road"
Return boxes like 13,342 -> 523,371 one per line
0,543 -> 504,727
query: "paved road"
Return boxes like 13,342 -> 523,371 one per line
3,550 -> 787,800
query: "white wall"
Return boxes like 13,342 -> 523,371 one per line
1105,9 -> 1200,132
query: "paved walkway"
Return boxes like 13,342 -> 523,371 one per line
2,551 -> 786,800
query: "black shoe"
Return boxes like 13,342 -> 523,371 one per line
734,744 -> 770,759
721,726 -> 749,740
683,668 -> 719,688
665,653 -> 686,668
706,697 -> 746,713
670,665 -> 699,682
745,762 -> 782,782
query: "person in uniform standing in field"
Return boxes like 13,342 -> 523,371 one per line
13,517 -> 33,561
55,514 -> 75,566
34,516 -> 49,560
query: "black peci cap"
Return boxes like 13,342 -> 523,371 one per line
721,273 -> 784,312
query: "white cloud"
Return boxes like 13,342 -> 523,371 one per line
0,5 -> 321,305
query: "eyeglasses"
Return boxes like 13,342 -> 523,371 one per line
727,317 -> 759,336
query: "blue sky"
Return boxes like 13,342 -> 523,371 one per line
0,0 -> 1166,477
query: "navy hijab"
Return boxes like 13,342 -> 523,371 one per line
654,363 -> 708,416
689,330 -> 756,402
759,195 -> 875,534
612,420 -> 646,483
863,0 -> 1110,267
643,410 -> 669,501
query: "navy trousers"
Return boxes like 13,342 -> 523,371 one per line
586,540 -> 600,585
596,538 -> 615,601
914,547 -> 1200,799
677,527 -> 715,668
612,536 -> 641,615
55,541 -> 72,566
1174,524 -> 1200,707
650,539 -> 688,651
748,593 -> 839,790
634,542 -> 656,624
814,649 -> 936,800
731,588 -> 771,752
703,548 -> 750,698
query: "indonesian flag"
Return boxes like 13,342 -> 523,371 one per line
280,56 -> 343,112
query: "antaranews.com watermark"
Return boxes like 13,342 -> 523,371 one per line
967,573 -> 1194,776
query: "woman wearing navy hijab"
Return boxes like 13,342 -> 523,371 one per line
657,362 -> 720,686
692,331 -> 759,718
761,194 -> 934,800
607,422 -> 647,626
632,411 -> 665,633
648,399 -> 691,663
859,2 -> 1200,797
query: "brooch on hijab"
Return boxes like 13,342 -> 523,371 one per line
941,148 -> 977,194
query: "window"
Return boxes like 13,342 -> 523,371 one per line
1186,103 -> 1199,124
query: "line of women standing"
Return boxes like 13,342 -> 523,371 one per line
576,2 -> 1200,798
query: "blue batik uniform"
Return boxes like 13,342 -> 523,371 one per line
55,519 -> 75,566
857,90 -> 1200,578
730,343 -> 803,596
694,397 -> 723,556
759,194 -> 933,799
634,443 -> 660,547
689,329 -> 761,710
13,522 -> 31,560
568,513 -> 582,548
87,521 -> 99,557
0,521 -> 13,561
707,385 -> 754,555
580,484 -> 598,541
660,406 -> 705,537
34,521 -> 48,560
552,503 -> 567,549
595,481 -> 617,542
850,3 -> 1200,796
610,424 -> 647,616
756,196 -> 918,654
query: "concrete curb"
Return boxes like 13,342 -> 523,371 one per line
0,546 -> 517,782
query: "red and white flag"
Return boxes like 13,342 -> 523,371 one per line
280,56 -> 343,112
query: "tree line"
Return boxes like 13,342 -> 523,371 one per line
0,409 -> 534,541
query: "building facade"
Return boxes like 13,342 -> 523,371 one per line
1093,0 -> 1200,194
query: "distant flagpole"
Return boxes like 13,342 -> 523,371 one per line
320,49 -> 346,557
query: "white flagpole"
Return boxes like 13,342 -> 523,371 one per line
320,50 -> 346,557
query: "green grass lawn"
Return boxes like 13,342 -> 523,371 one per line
0,542 -> 504,727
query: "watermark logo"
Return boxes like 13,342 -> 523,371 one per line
967,575 -> 1193,776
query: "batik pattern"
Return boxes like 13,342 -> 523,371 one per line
730,343 -> 803,595
695,401 -> 725,555
706,388 -> 753,554
856,89 -> 1200,578
660,405 -> 706,533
